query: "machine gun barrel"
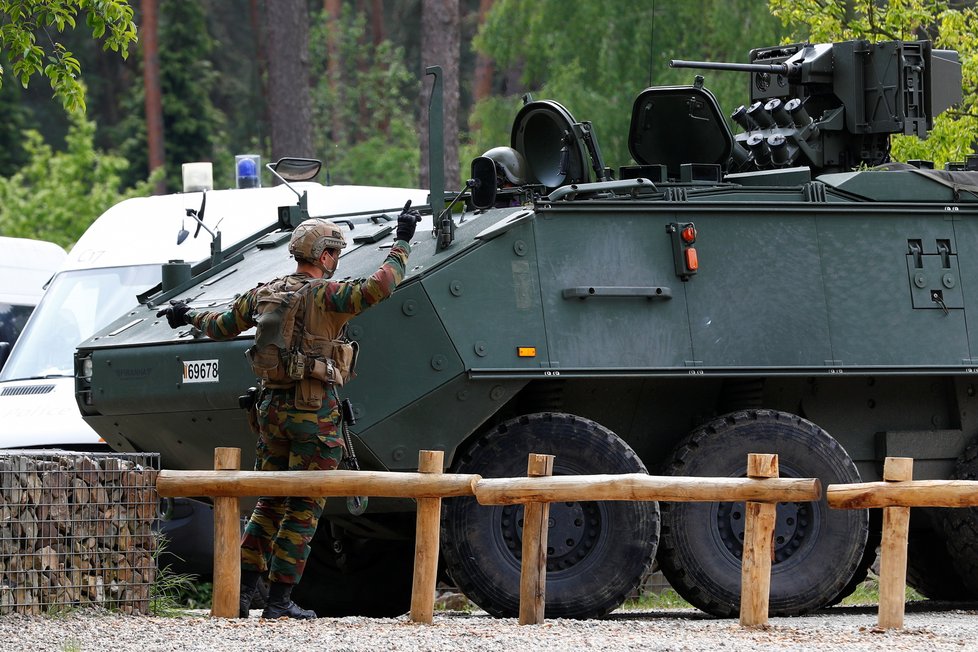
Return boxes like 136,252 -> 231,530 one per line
669,59 -> 790,75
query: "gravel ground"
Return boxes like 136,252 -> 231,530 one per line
5,603 -> 978,652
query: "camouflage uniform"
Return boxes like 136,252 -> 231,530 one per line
187,241 -> 410,585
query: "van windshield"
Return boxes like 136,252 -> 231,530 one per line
0,265 -> 160,381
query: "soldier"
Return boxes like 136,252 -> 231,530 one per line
158,205 -> 421,619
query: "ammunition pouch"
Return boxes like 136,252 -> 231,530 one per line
300,335 -> 356,387
295,377 -> 326,411
246,343 -> 290,384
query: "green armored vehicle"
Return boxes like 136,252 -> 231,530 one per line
76,40 -> 978,618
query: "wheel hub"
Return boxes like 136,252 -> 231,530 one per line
716,501 -> 811,563
500,500 -> 603,571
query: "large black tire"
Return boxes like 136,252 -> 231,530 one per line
826,508 -> 881,607
657,409 -> 868,617
441,412 -> 659,619
905,522 -> 972,600
942,439 -> 978,597
292,528 -> 415,617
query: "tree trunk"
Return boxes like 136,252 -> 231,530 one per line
368,0 -> 389,136
264,0 -> 316,162
250,0 -> 270,151
370,0 -> 385,45
324,0 -> 345,147
419,0 -> 460,189
141,0 -> 166,194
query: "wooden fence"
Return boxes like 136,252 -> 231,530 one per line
827,456 -> 978,630
156,448 -> 817,625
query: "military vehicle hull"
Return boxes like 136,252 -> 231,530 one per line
77,40 -> 978,617
77,175 -> 978,616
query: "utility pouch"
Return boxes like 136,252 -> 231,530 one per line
286,347 -> 305,380
295,377 -> 325,410
301,333 -> 355,386
308,358 -> 341,386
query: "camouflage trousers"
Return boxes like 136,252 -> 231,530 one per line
240,387 -> 344,584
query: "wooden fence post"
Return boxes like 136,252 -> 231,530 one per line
410,450 -> 444,624
211,447 -> 241,618
518,453 -> 554,625
739,453 -> 778,627
878,457 -> 913,630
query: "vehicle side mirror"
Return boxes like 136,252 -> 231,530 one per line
470,156 -> 498,210
269,157 -> 322,182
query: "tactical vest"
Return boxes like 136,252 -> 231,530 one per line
245,274 -> 357,409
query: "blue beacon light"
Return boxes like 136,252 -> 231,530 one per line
235,154 -> 261,188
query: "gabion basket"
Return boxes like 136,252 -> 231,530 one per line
0,450 -> 159,615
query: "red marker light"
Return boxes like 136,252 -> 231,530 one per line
685,248 -> 699,271
681,225 -> 697,243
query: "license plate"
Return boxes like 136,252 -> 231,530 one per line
182,359 -> 220,383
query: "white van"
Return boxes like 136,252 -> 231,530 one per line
0,178 -> 427,573
0,236 -> 67,364
0,181 -> 426,448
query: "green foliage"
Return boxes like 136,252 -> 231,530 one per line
112,2 -> 226,192
0,54 -> 28,174
769,0 -> 978,166
471,0 -> 785,172
309,4 -> 420,186
0,108 -> 155,248
170,579 -> 212,610
0,0 -> 136,113
158,1 -> 222,191
150,536 -> 205,616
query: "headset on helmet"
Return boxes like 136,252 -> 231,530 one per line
289,219 -> 347,266
482,146 -> 527,186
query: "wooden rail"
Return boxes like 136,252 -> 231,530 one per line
827,456 -> 978,630
474,472 -> 819,505
158,449 -> 820,624
475,452 -> 812,627
157,448 -> 480,620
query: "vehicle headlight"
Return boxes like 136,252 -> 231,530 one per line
80,355 -> 93,381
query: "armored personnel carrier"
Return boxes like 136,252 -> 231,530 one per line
76,40 -> 978,618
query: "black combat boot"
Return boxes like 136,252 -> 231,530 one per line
239,570 -> 262,618
262,581 -> 316,620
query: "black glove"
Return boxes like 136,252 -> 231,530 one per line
396,200 -> 422,242
156,300 -> 192,329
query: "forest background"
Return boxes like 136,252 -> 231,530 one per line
1,0 -> 977,248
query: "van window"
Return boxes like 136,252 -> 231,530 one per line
0,303 -> 34,347
0,265 -> 160,381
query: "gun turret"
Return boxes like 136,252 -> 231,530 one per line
670,40 -> 962,173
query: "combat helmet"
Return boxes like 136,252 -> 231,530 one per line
482,146 -> 528,186
289,218 -> 347,274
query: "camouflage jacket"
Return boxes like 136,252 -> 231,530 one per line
188,240 -> 410,340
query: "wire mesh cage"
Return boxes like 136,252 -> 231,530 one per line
0,450 -> 159,615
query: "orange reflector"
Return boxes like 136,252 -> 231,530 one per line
685,247 -> 699,271
517,347 -> 537,358
681,225 -> 697,243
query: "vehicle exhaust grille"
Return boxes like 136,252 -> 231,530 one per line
1,384 -> 55,396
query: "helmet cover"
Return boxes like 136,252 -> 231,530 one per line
289,219 -> 347,267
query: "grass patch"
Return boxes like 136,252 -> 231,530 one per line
621,588 -> 693,611
620,576 -> 926,612
840,576 -> 925,606
150,538 -> 212,615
